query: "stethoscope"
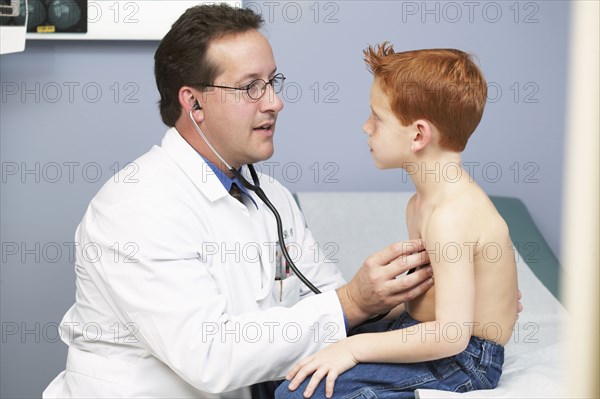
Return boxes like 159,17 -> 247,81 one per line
189,107 -> 321,294
189,107 -> 388,325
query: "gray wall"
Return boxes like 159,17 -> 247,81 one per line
0,1 -> 569,397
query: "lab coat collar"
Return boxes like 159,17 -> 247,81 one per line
197,153 -> 258,209
161,128 -> 229,203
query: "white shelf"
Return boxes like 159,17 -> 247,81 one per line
26,0 -> 239,41
0,25 -> 26,54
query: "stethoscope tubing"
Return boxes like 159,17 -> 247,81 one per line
236,165 -> 388,327
232,164 -> 322,295
189,110 -> 385,326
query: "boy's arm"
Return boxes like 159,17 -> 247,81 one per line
349,207 -> 476,363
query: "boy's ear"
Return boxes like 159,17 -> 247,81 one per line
410,120 -> 433,153
179,86 -> 205,122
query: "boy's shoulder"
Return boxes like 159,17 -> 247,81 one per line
428,186 -> 505,241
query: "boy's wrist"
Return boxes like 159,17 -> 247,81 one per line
345,334 -> 365,363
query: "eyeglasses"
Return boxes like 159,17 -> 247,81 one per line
201,73 -> 286,100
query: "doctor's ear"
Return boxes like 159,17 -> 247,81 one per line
179,87 -> 204,120
410,120 -> 433,153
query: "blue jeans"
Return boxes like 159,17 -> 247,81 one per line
275,312 -> 504,399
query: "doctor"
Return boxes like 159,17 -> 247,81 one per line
43,4 -> 434,398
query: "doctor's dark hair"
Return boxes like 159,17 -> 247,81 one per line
364,44 -> 487,152
154,4 -> 264,127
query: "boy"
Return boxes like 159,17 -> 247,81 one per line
275,44 -> 519,398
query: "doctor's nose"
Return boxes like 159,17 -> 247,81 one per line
260,84 -> 284,113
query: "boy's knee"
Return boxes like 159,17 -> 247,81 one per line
274,380 -> 305,399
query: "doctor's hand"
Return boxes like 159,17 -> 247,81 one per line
285,340 -> 357,398
337,240 -> 433,328
516,289 -> 524,319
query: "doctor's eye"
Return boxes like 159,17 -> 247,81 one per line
240,82 -> 259,100
244,73 -> 286,100
269,74 -> 286,93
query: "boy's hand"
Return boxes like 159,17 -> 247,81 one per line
285,340 -> 357,398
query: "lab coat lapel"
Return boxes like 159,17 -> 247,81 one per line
160,128 -> 227,202
160,128 -> 273,303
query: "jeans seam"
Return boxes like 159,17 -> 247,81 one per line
372,374 -> 437,393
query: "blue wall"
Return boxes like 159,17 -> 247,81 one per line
0,1 -> 569,397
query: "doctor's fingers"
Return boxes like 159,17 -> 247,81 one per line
384,249 -> 431,278
366,240 -> 426,268
516,289 -> 524,319
385,268 -> 434,303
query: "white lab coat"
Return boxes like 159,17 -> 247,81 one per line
43,128 -> 347,398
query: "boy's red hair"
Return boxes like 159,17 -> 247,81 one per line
364,43 -> 487,151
